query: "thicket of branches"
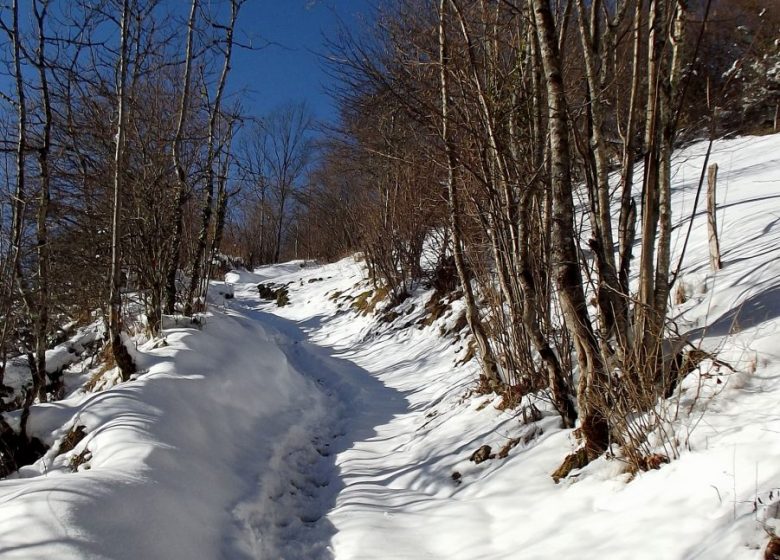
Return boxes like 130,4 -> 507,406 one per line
1,0 -> 777,476
296,0 -> 779,471
0,0 -> 255,469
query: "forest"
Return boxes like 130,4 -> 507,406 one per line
1,0 -> 779,558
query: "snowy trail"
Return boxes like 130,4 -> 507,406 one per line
231,264 -> 508,560
224,266 -> 479,560
0,266 -> 405,560
227,135 -> 780,560
226,283 -> 408,559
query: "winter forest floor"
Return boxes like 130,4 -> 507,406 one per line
1,134 -> 780,559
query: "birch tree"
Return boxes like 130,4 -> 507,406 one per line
108,0 -> 136,381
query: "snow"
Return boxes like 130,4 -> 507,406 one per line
2,320 -> 104,403
1,134 -> 780,558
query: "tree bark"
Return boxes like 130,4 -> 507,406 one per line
186,0 -> 240,314
439,0 -> 500,386
707,163 -> 721,271
654,0 -> 687,322
618,0 -> 643,313
33,0 -> 52,400
108,0 -> 136,382
165,0 -> 198,315
533,0 -> 609,456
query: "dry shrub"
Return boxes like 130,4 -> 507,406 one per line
83,344 -> 115,393
598,328 -> 719,473
69,448 -> 92,472
419,294 -> 449,327
57,425 -> 87,456
496,381 -> 541,411
474,373 -> 501,395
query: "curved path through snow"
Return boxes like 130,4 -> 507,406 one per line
226,282 -> 408,558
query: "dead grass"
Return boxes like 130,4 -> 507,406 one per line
83,345 -> 115,393
69,448 -> 92,472
351,290 -> 374,313
419,294 -> 449,327
57,425 -> 87,456
551,448 -> 589,483
352,286 -> 389,315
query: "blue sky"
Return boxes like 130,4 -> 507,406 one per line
0,1 -> 370,129
229,0 -> 373,125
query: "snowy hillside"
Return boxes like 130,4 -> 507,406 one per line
1,134 -> 779,559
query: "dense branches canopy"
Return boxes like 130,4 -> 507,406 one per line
292,0 -> 779,469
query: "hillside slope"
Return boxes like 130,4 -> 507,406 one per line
0,134 -> 778,559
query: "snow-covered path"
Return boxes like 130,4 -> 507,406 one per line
225,279 -> 408,559
0,264 -> 405,559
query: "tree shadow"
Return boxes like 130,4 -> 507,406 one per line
685,284 -> 780,340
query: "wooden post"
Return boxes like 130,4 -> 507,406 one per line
707,163 -> 722,271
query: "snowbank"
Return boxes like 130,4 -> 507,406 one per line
0,297 -> 336,558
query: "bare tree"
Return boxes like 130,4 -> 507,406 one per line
251,103 -> 313,264
186,0 -> 243,315
108,0 -> 136,381
165,0 -> 199,315
438,0 -> 500,388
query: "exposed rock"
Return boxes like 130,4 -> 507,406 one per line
551,448 -> 589,483
469,444 -> 494,464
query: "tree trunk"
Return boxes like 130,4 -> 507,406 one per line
166,0 -> 198,315
618,0 -> 643,316
108,0 -> 136,382
533,0 -> 609,456
33,0 -> 52,400
439,0 -> 500,387
186,0 -> 239,314
635,0 -> 665,352
653,0 -> 687,322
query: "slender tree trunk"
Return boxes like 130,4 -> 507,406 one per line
274,193 -> 286,263
574,0 -> 615,271
33,0 -> 52,400
573,0 -> 629,342
439,0 -> 499,386
202,120 -> 237,306
186,0 -> 240,314
533,0 -> 609,456
108,0 -> 136,382
653,0 -> 687,321
517,200 -> 577,427
707,163 -> 721,270
6,0 -> 38,439
635,0 -> 665,352
618,0 -> 643,312
166,0 -> 198,315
